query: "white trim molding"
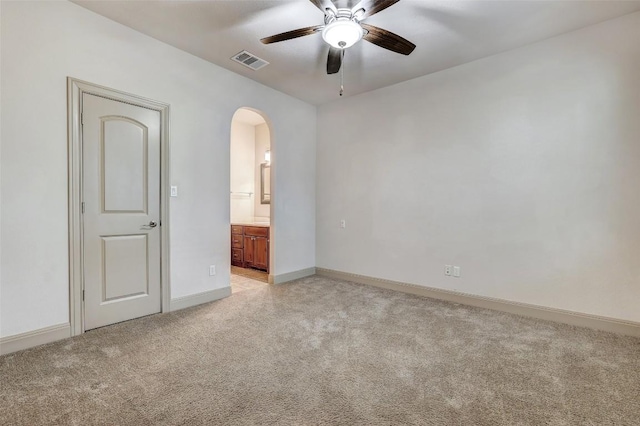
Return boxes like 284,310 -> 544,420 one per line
67,77 -> 171,336
316,268 -> 640,338
169,287 -> 232,312
0,323 -> 71,356
270,267 -> 316,285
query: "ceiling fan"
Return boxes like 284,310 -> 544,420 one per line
260,0 -> 416,76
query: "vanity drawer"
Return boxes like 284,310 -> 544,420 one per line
231,249 -> 243,266
244,226 -> 268,238
231,225 -> 243,235
232,234 -> 243,248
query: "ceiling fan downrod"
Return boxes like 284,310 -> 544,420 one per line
340,49 -> 344,96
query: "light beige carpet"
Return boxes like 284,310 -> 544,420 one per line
1,275 -> 639,425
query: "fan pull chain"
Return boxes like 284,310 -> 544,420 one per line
340,49 -> 345,96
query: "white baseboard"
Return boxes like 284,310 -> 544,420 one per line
169,286 -> 231,312
1,287 -> 232,355
316,268 -> 640,338
271,267 -> 316,285
0,323 -> 71,356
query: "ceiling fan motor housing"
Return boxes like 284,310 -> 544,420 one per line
322,8 -> 365,49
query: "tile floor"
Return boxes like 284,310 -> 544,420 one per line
231,266 -> 268,293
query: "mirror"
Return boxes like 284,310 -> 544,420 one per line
260,163 -> 270,204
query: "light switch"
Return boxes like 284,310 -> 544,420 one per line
170,186 -> 178,197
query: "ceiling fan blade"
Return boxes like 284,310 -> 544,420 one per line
361,23 -> 415,55
352,0 -> 400,19
309,0 -> 337,14
327,47 -> 342,74
261,25 -> 324,44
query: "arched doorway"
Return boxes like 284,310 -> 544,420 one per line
229,107 -> 273,293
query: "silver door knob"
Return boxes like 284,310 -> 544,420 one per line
142,221 -> 158,229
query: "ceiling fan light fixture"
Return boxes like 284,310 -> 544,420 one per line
321,20 -> 363,49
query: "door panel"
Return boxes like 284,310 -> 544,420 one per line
102,118 -> 147,213
83,93 -> 161,330
102,235 -> 149,301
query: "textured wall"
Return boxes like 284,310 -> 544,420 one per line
230,120 -> 257,223
0,1 -> 316,337
317,12 -> 640,322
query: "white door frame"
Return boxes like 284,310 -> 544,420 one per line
67,77 -> 171,336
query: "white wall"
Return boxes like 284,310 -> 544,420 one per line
254,123 -> 271,219
0,0 -> 316,338
317,12 -> 640,323
230,120 -> 256,223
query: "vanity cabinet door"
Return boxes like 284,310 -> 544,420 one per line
253,237 -> 268,271
244,235 -> 255,266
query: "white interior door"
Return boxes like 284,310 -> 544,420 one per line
82,93 -> 161,330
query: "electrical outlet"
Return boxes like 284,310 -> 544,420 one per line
444,265 -> 452,276
453,266 -> 461,277
340,219 -> 346,229
170,186 -> 178,197
209,265 -> 216,276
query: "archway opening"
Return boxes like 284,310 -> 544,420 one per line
229,107 -> 272,292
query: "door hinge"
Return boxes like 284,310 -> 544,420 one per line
81,202 -> 85,213
82,290 -> 85,301
81,112 -> 84,125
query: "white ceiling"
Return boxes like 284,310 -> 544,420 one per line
73,0 -> 640,105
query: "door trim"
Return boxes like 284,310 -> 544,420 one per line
67,77 -> 171,336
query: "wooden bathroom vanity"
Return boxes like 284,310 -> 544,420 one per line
231,224 -> 269,272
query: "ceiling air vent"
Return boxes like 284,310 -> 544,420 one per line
231,50 -> 269,71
